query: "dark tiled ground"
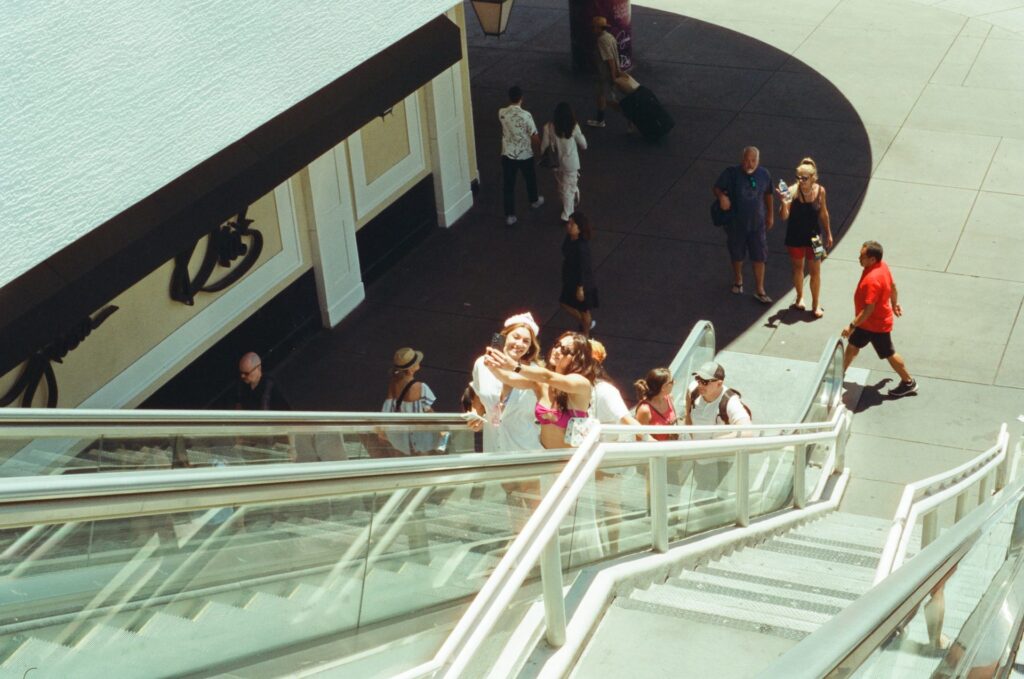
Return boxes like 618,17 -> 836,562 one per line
277,4 -> 873,413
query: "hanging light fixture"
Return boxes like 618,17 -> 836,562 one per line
470,0 -> 516,37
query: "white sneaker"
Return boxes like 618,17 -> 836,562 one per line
505,215 -> 517,226
530,196 -> 545,209
585,119 -> 606,128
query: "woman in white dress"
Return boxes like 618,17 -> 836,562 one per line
542,102 -> 588,222
469,312 -> 543,453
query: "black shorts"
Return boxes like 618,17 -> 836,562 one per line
849,327 -> 895,359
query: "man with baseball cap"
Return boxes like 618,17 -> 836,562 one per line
586,16 -> 622,128
684,361 -> 752,437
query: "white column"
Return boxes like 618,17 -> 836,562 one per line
425,64 -> 474,227
307,143 -> 366,328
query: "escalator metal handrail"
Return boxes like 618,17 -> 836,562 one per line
668,319 -> 715,379
873,424 -> 1011,584
795,337 -> 845,423
758,468 -> 1024,679
0,407 -> 476,437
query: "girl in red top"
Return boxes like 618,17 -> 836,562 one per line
634,367 -> 678,440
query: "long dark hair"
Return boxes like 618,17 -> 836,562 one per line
548,331 -> 595,411
634,367 -> 672,402
553,102 -> 577,139
570,211 -> 593,240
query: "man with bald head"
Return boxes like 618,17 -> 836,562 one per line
235,351 -> 289,410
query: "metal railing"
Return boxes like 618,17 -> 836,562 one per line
759,457 -> 1024,679
873,424 -> 1012,584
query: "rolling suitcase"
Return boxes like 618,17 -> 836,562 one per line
620,85 -> 674,141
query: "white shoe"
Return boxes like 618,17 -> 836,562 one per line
530,196 -> 545,209
585,119 -> 606,128
505,215 -> 517,226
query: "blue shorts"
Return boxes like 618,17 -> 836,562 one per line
727,228 -> 768,263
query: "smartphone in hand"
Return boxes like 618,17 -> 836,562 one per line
490,332 -> 504,351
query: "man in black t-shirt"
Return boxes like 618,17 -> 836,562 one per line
235,352 -> 289,411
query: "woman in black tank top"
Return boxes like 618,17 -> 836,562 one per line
779,157 -> 833,319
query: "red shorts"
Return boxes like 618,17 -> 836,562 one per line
787,246 -> 815,261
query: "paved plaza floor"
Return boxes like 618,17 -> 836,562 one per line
280,0 -> 1024,517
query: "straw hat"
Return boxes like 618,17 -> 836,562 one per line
393,347 -> 424,370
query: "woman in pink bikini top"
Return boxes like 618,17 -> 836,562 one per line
485,331 -> 595,449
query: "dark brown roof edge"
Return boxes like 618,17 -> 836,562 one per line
0,15 -> 462,377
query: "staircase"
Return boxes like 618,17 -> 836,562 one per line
573,511 -> 922,679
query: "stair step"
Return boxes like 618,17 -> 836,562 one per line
715,549 -> 876,594
667,569 -> 852,615
754,539 -> 880,570
696,565 -> 861,602
612,597 -> 813,643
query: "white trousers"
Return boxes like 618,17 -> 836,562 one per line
555,169 -> 581,221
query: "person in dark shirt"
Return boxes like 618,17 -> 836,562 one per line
234,352 -> 290,410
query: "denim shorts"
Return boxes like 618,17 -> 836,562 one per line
727,228 -> 768,263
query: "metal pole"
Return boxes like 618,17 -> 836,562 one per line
736,450 -> 750,527
650,456 -> 668,553
794,445 -> 807,509
538,476 -> 566,647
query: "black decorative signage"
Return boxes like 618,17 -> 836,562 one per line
170,207 -> 263,305
0,306 -> 119,408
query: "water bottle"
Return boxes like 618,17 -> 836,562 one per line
777,179 -> 791,202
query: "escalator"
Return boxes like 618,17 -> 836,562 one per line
0,321 -> 886,678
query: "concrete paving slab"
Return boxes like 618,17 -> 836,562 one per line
906,84 -> 1024,138
819,0 -> 967,38
786,27 -> 955,83
988,22 -> 1024,40
826,179 -> 977,272
874,127 -> 1000,190
840,476 -> 906,518
964,37 -> 1024,90
959,17 -> 996,38
844,433 -> 981,485
937,0 -> 1024,16
849,371 -> 1022,451
995,298 -> 1024,388
930,36 -> 986,86
947,191 -> 1024,282
982,136 -> 1024,195
983,7 -> 1024,35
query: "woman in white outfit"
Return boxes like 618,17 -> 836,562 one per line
542,102 -> 588,222
469,312 -> 542,453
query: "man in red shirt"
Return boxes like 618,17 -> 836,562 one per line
841,240 -> 917,397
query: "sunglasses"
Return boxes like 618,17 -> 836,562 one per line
553,344 -> 573,355
797,175 -> 812,182
695,377 -> 718,386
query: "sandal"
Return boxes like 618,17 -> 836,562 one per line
730,283 -> 744,295
813,307 -> 825,319
754,292 -> 773,305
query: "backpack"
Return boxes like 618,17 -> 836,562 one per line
688,386 -> 752,424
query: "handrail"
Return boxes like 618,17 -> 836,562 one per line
394,407 -> 850,679
759,468 -> 1024,679
667,320 -> 715,380
794,337 -> 845,425
0,407 -> 476,437
873,423 -> 1011,584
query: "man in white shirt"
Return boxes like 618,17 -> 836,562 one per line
498,85 -> 544,226
684,361 -> 752,435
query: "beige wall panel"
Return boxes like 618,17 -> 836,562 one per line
452,4 -> 479,182
0,190 -> 291,409
360,101 -> 412,185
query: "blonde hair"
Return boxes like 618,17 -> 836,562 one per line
796,156 -> 818,182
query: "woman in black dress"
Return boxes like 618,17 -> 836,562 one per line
779,157 -> 832,319
559,211 -> 599,336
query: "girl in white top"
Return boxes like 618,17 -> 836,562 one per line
542,102 -> 588,222
470,312 -> 542,452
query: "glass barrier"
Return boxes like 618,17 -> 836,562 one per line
0,422 -> 477,478
848,490 -> 1021,678
0,469 -> 558,678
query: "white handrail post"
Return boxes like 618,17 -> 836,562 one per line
793,445 -> 807,509
650,456 -> 668,553
978,474 -> 990,506
540,533 -> 567,647
955,491 -> 968,523
922,511 -> 938,549
736,450 -> 750,527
